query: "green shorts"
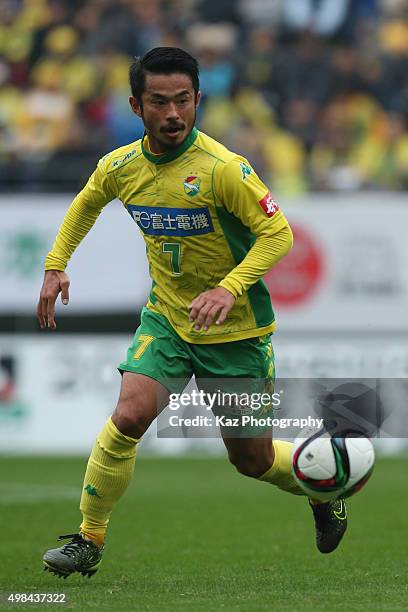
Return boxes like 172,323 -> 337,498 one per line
119,307 -> 276,435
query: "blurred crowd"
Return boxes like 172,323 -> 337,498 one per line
1,0 -> 408,193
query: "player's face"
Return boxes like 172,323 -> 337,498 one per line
129,72 -> 200,154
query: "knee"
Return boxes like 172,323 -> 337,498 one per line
112,396 -> 154,438
228,449 -> 273,479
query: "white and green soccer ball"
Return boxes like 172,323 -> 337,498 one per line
291,421 -> 375,501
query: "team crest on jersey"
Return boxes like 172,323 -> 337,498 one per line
240,162 -> 252,181
259,192 -> 280,217
183,175 -> 201,196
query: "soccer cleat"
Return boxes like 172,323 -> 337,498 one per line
309,498 -> 347,554
43,533 -> 103,578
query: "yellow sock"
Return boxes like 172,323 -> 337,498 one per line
79,417 -> 139,546
259,440 -> 305,496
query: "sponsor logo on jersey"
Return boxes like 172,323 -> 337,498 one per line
240,162 -> 252,181
112,149 -> 137,168
259,192 -> 280,217
183,175 -> 201,196
127,205 -> 214,236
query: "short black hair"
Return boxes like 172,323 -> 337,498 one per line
129,47 -> 199,101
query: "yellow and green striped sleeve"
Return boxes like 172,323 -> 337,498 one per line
215,156 -> 293,298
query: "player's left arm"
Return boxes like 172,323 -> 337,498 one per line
216,157 -> 293,298
189,157 -> 293,330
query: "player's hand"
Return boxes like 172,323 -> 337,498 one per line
188,287 -> 236,331
37,270 -> 70,330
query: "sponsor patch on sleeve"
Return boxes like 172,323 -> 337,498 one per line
259,192 -> 280,217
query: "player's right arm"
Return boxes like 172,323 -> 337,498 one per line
37,156 -> 117,329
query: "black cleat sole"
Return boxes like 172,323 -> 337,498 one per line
81,571 -> 97,578
43,564 -> 70,578
43,562 -> 98,578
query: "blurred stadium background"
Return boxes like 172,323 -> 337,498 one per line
1,0 -> 408,456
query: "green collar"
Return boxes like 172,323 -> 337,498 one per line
141,127 -> 198,165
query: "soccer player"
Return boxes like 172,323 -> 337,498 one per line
38,47 -> 347,578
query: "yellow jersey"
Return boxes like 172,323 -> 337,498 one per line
45,128 -> 292,343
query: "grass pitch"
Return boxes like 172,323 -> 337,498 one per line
0,455 -> 406,611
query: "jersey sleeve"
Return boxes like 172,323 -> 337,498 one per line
45,155 -> 118,271
215,156 -> 293,297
